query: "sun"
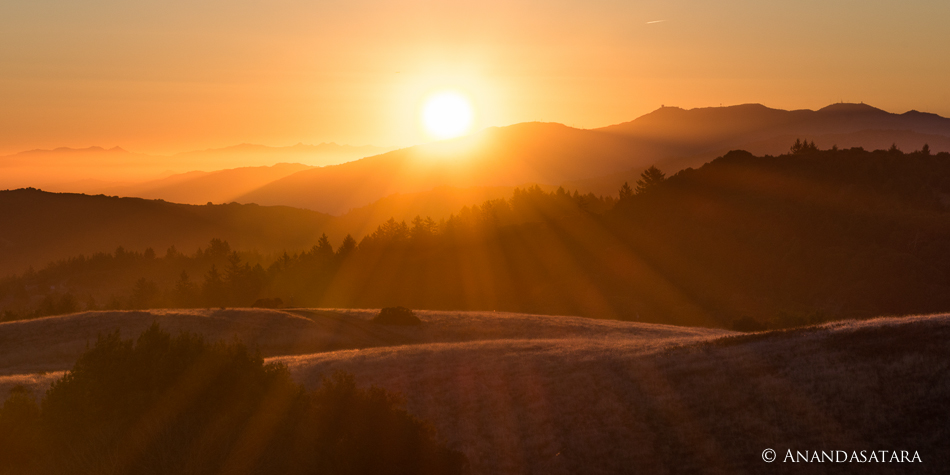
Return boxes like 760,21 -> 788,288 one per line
421,91 -> 474,140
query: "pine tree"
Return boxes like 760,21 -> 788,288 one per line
337,235 -> 357,258
173,271 -> 198,307
619,182 -> 633,200
202,265 -> 226,307
635,166 -> 666,195
411,215 -> 435,241
316,233 -> 334,257
790,138 -> 803,154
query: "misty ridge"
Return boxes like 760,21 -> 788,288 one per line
5,142 -> 950,330
4,102 -> 950,274
0,142 -> 393,192
3,102 -> 950,215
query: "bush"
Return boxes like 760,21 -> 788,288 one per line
0,324 -> 464,475
0,386 -> 41,471
373,306 -> 423,326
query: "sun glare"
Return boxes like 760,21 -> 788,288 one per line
421,91 -> 474,140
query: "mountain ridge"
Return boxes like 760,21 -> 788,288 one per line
5,102 -> 950,216
237,103 -> 950,214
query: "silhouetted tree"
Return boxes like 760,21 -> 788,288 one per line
206,238 -> 232,261
790,138 -> 818,154
129,278 -> 160,309
172,271 -> 199,307
315,233 -> 334,258
619,182 -> 634,200
37,293 -> 78,317
410,215 -> 436,243
202,265 -> 226,307
635,166 -> 666,195
338,234 -> 357,258
921,143 -> 931,156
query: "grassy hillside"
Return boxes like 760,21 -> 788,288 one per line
2,309 -> 946,473
0,308 -> 719,378
279,311 -> 950,474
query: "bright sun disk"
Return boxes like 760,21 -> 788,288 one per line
421,91 -> 474,140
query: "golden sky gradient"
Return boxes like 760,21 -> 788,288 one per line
1,0 -> 948,155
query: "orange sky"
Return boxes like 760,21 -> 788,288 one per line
1,0 -> 948,155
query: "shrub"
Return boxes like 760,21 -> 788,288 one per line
373,306 -> 423,326
0,386 -> 42,471
0,324 -> 463,475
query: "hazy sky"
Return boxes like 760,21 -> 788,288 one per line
1,0 -> 948,154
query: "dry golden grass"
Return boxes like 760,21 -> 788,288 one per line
276,313 -> 950,474
2,309 -> 947,474
0,308 -> 723,378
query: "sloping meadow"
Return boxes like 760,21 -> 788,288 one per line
278,312 -> 950,474
2,309 -> 947,473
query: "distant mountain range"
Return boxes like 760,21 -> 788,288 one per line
61,163 -> 316,206
588,103 -> 950,190
236,103 -> 950,213
0,142 -> 392,191
3,102 -> 949,220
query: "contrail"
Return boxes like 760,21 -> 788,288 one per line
646,20 -> 667,24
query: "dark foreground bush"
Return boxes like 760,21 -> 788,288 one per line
0,386 -> 41,469
373,306 -> 422,326
0,324 -> 465,475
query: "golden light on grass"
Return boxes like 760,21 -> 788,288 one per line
421,90 -> 475,140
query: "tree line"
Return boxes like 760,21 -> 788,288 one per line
3,142 -> 950,330
0,186 -> 617,318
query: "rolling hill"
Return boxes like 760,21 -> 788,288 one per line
63,162 -> 316,206
0,185 -> 562,276
237,103 -> 950,214
237,123 -> 646,214
2,308 -> 946,474
0,188 -> 335,276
